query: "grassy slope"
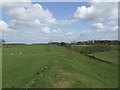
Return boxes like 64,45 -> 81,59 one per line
89,45 -> 118,64
2,45 -> 118,88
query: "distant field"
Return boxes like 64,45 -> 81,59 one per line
2,44 -> 118,88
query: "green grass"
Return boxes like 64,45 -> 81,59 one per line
0,45 -> 2,89
89,45 -> 119,64
2,45 -> 118,88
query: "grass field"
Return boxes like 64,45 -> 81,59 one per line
2,44 -> 118,88
0,45 -> 2,89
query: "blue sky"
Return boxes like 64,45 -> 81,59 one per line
2,2 -> 92,31
32,2 -> 92,33
0,1 -> 118,43
36,2 -> 91,19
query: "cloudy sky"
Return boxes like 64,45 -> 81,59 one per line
0,0 -> 118,43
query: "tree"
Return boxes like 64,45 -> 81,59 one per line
0,39 -> 5,44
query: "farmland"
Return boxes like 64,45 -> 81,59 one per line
2,44 -> 118,88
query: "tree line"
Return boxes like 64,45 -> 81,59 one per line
0,39 -> 120,45
76,40 -> 120,45
0,39 -> 5,44
48,40 -> 120,45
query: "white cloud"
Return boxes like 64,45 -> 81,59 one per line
41,27 -> 51,34
74,6 -> 97,21
92,21 -> 118,32
55,19 -> 78,25
65,32 -> 73,36
0,20 -> 13,32
2,0 -> 31,2
107,21 -> 117,26
2,2 -> 78,28
74,2 -> 118,21
79,20 -> 118,41
92,23 -> 107,31
1,2 -> 118,43
2,26 -> 79,43
52,29 -> 61,33
40,27 -> 62,34
3,2 -> 118,30
111,26 -> 118,31
35,27 -> 77,43
3,0 -> 119,3
81,30 -> 91,34
3,3 -> 56,29
34,19 -> 40,24
79,29 -> 118,41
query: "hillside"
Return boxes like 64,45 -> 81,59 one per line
2,45 -> 118,88
89,45 -> 118,64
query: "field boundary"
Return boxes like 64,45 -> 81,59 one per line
81,53 -> 113,64
64,45 -> 113,64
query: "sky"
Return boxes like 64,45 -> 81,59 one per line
0,1 -> 119,44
